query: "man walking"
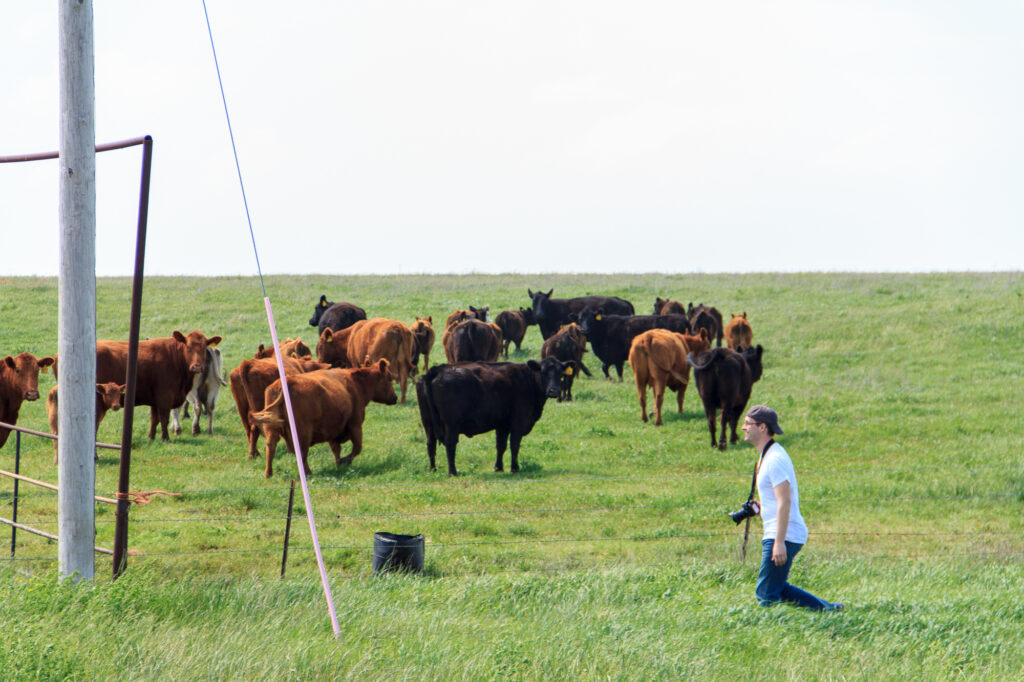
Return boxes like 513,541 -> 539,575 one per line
742,405 -> 842,611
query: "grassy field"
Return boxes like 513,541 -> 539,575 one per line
1,272 -> 1022,680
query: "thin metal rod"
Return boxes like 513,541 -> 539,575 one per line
281,479 -> 296,579
0,517 -> 113,555
112,135 -> 152,580
0,469 -> 117,505
0,137 -> 148,164
10,431 -> 20,557
0,420 -> 120,450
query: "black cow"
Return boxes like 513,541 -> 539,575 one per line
494,308 -> 536,357
577,307 -> 691,381
415,356 -> 574,476
309,295 -> 368,335
528,289 -> 634,340
687,345 -> 764,450
540,323 -> 591,401
687,302 -> 724,347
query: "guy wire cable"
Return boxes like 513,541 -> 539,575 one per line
201,0 -> 340,638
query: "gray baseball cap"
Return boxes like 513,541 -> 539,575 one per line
746,405 -> 784,434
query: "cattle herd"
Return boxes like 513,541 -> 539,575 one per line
0,289 -> 765,478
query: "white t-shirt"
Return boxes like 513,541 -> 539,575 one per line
756,441 -> 808,544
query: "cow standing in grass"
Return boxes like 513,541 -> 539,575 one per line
1,352 -> 55,450
725,313 -> 754,351
628,329 -> 709,425
687,345 -> 764,450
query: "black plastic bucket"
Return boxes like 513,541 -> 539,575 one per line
372,532 -> 425,574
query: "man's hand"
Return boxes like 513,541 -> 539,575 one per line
772,541 -> 788,566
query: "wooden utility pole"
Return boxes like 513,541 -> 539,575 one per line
58,0 -> 96,581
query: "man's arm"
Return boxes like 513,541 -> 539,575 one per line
772,480 -> 791,566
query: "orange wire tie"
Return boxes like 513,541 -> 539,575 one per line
114,490 -> 182,505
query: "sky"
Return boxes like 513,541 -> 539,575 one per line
2,1 -> 1021,276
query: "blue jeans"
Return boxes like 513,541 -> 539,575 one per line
756,539 -> 837,610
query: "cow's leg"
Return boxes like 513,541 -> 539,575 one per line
602,362 -> 612,380
422,351 -> 430,373
443,431 -> 459,476
170,405 -> 183,436
509,432 -> 524,473
727,405 -> 740,444
705,405 -> 718,448
565,372 -> 575,401
494,428 -> 509,472
425,428 -> 438,471
502,339 -> 510,358
718,403 -> 729,451
148,406 -> 159,440
339,424 -> 362,466
264,428 -> 281,477
615,362 -> 625,382
191,399 -> 202,436
653,378 -> 665,426
329,440 -> 343,467
206,405 -> 214,435
636,375 -> 648,423
248,420 -> 261,459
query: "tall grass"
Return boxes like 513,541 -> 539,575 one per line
1,272 -> 1022,679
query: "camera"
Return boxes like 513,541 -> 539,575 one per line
728,499 -> 759,525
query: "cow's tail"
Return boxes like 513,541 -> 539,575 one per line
687,348 -> 720,371
249,389 -> 286,427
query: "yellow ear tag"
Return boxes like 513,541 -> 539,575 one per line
595,314 -> 602,321
322,301 -> 328,308
563,367 -> 574,376
41,366 -> 50,374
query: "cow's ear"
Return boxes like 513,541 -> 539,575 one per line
526,360 -> 542,372
469,306 -> 477,313
206,336 -> 222,348
743,312 -> 747,319
173,330 -> 187,344
700,329 -> 708,340
545,289 -> 553,297
3,356 -> 14,369
118,384 -> 126,394
323,328 -> 334,342
377,358 -> 389,372
38,356 -> 55,369
426,316 -> 432,324
320,295 -> 328,306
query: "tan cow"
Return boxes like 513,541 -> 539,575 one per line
317,318 -> 416,403
725,312 -> 754,351
46,382 -> 124,463
229,355 -> 330,460
411,317 -> 435,372
250,359 -> 398,477
628,328 -> 710,425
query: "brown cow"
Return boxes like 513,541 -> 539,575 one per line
254,337 -> 312,359
653,297 -> 687,316
92,330 -> 221,440
495,308 -> 535,357
540,322 -> 592,401
229,355 -> 330,460
317,318 -> 416,403
250,359 -> 398,477
444,306 -> 489,331
629,329 -> 710,425
445,318 -> 501,363
0,352 -> 56,449
46,382 -> 124,463
411,317 -> 435,372
725,312 -> 754,351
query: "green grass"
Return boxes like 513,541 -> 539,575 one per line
1,272 -> 1022,680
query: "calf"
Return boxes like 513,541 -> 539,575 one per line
445,319 -> 501,363
628,329 -> 709,425
687,303 -> 724,347
229,355 -> 331,460
495,307 -> 536,357
540,322 -> 592,401
528,289 -> 634,340
577,307 -> 691,381
415,356 -> 574,475
309,295 -> 367,334
687,345 -> 765,450
250,359 -> 397,477
410,317 -> 435,372
47,382 -> 124,463
653,297 -> 687,316
725,312 -> 754,351
171,347 -> 229,436
0,352 -> 55,448
255,337 -> 312,359
444,306 -> 489,331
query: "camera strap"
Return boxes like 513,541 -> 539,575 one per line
741,439 -> 774,562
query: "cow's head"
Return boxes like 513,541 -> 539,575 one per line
653,297 -> 668,315
97,382 -> 126,412
528,356 -> 575,399
309,294 -> 333,327
2,352 -> 55,402
681,329 -> 711,357
528,288 -> 554,316
577,306 -> 605,338
255,343 -> 272,359
468,305 -> 489,322
370,359 -> 399,405
742,344 -> 765,383
518,307 -> 536,325
316,327 -> 351,368
282,337 -> 312,358
173,330 -> 221,374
